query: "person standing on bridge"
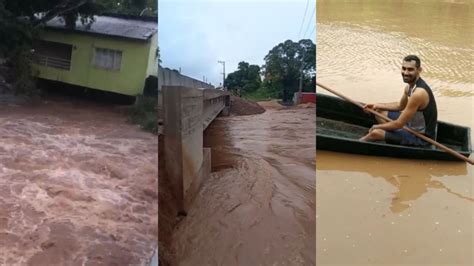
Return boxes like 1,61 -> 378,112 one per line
359,55 -> 438,146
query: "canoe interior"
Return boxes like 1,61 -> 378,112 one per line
316,93 -> 472,157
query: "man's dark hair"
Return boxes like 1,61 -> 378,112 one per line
403,55 -> 421,68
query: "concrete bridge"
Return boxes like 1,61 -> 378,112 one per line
161,85 -> 230,214
158,66 -> 214,121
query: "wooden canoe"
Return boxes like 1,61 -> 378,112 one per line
316,93 -> 472,161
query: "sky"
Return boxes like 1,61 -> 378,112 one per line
159,0 -> 316,86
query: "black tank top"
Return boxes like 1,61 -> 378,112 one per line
407,78 -> 438,140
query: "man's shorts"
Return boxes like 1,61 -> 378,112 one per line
384,111 -> 428,146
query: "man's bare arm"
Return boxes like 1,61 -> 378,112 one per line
368,101 -> 402,111
371,90 -> 424,131
364,87 -> 408,111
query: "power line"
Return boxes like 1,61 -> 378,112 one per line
297,0 -> 310,39
302,5 -> 316,39
307,25 -> 316,39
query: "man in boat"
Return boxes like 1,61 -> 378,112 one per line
359,55 -> 438,146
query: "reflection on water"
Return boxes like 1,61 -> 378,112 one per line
318,151 -> 472,213
317,0 -> 473,265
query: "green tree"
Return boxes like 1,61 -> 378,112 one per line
225,61 -> 261,97
1,0 -> 105,95
262,39 -> 315,102
1,0 -> 156,55
3,1 -> 100,27
1,0 -> 109,55
100,0 -> 157,15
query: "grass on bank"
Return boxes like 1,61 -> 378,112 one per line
128,95 -> 158,134
241,88 -> 276,102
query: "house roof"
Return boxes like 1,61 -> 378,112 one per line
44,15 -> 157,41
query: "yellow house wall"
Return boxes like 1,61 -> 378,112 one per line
33,30 -> 153,96
146,32 -> 158,77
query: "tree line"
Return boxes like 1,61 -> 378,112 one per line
225,39 -> 315,102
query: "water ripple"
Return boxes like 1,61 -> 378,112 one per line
317,23 -> 473,91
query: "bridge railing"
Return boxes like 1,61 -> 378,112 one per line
203,88 -> 229,129
158,66 -> 216,134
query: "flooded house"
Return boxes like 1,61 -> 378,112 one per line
32,14 -> 158,96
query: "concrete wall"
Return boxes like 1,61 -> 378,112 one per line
162,85 -> 228,213
163,86 -> 203,213
158,66 -> 214,112
203,89 -> 228,129
158,66 -> 214,91
146,33 -> 159,78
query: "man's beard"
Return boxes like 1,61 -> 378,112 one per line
402,74 -> 416,83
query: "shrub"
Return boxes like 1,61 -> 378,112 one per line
129,95 -> 158,134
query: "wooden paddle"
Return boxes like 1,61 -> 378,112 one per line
316,82 -> 474,165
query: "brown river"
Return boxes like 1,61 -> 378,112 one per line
0,96 -> 158,265
170,102 -> 316,265
317,0 -> 473,265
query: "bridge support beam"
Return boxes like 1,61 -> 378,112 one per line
162,86 -> 212,214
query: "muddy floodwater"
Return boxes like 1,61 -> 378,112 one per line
0,97 -> 158,265
317,0 -> 473,265
170,102 -> 316,265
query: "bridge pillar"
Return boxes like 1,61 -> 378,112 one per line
162,86 -> 211,214
221,95 -> 231,116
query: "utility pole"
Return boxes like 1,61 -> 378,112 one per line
297,50 -> 306,105
297,71 -> 303,104
218,60 -> 225,89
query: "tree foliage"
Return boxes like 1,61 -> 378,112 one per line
3,0 -> 156,17
1,0 -> 157,54
101,0 -> 157,15
225,61 -> 261,97
262,39 -> 315,102
0,2 -> 32,56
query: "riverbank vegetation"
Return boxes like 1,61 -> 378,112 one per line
225,39 -> 316,103
129,95 -> 158,134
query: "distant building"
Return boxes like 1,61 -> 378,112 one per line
32,14 -> 158,96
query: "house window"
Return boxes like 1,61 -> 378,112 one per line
33,40 -> 72,70
93,48 -> 122,71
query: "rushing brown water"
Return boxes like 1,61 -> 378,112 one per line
317,0 -> 473,265
170,102 -> 316,265
0,98 -> 158,265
